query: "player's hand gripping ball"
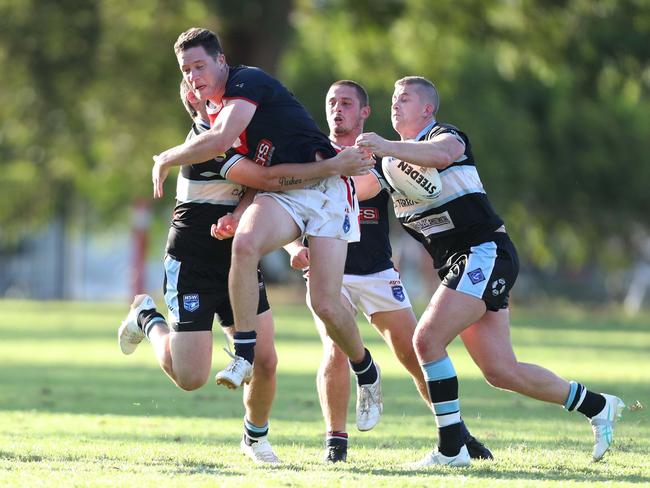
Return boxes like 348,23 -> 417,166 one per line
381,156 -> 442,202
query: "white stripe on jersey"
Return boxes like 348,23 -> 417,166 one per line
176,173 -> 244,206
392,165 -> 485,218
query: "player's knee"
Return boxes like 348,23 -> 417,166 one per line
482,365 -> 518,391
412,327 -> 439,358
232,233 -> 262,262
311,299 -> 340,326
176,371 -> 209,391
253,350 -> 278,379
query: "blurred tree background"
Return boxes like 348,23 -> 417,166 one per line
1,0 -> 649,300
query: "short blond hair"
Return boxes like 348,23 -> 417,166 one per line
395,76 -> 439,114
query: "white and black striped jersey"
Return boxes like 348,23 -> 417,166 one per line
165,120 -> 246,267
389,121 -> 504,268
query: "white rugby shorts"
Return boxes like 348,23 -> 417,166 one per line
307,267 -> 411,319
257,176 -> 360,242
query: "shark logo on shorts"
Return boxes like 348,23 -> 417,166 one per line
467,268 -> 486,285
343,214 -> 351,233
391,285 -> 406,302
492,278 -> 507,296
183,293 -> 200,312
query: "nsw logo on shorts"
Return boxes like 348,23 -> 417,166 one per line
183,293 -> 200,312
343,214 -> 351,233
467,268 -> 486,285
391,285 -> 406,302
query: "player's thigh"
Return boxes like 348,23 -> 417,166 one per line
459,309 -> 518,373
418,285 -> 487,347
371,307 -> 418,352
169,330 -> 213,381
307,236 -> 348,299
234,195 -> 301,256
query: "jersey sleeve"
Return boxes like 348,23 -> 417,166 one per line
218,148 -> 246,178
223,67 -> 272,106
427,124 -> 466,146
371,156 -> 391,192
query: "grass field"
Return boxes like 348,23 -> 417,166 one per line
1,296 -> 648,487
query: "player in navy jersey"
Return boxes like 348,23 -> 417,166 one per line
118,80 -> 374,464
284,80 -> 493,463
152,28 -> 383,431
356,76 -> 625,467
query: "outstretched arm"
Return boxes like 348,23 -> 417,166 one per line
153,99 -> 256,198
226,146 -> 374,192
356,132 -> 464,169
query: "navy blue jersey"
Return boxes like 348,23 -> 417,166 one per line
166,121 -> 246,267
207,65 -> 336,166
389,121 -> 503,268
345,158 -> 394,275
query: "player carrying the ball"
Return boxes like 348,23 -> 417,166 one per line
356,76 -> 625,467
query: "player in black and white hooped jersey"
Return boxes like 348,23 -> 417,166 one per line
356,76 -> 624,467
151,28 -> 383,433
285,80 -> 492,463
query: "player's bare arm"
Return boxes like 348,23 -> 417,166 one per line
152,99 -> 257,198
283,239 -> 310,270
227,146 -> 373,192
356,132 -> 464,169
352,172 -> 382,201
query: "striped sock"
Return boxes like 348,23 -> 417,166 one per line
422,356 -> 463,457
137,309 -> 166,339
564,381 -> 607,418
326,431 -> 348,449
243,417 -> 269,446
349,348 -> 378,386
233,331 -> 257,364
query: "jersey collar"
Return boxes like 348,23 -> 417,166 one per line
414,119 -> 437,141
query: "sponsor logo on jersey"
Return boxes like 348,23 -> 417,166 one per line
467,268 -> 486,285
183,293 -> 200,312
359,207 -> 379,223
254,139 -> 274,166
403,211 -> 455,236
391,285 -> 406,302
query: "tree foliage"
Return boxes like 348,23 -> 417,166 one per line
282,0 -> 650,269
1,0 -> 648,271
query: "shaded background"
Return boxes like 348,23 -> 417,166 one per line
1,0 -> 649,311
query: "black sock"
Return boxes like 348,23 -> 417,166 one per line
233,331 -> 256,364
326,431 -> 348,449
349,348 -> 378,385
243,417 -> 268,445
137,309 -> 166,338
577,391 -> 607,418
438,423 -> 464,457
459,419 -> 471,443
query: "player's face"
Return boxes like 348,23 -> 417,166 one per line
177,46 -> 226,101
391,85 -> 428,137
325,85 -> 368,138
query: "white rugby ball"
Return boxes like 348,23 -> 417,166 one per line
382,156 -> 442,202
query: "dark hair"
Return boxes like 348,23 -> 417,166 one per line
174,27 -> 223,57
179,79 -> 197,119
331,80 -> 369,107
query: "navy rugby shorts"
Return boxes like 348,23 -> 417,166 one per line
163,255 -> 270,331
438,232 -> 519,311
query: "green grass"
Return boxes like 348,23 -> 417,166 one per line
0,297 -> 648,487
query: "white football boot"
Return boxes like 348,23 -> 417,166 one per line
356,364 -> 383,431
215,348 -> 253,389
409,445 -> 471,468
590,393 -> 625,461
240,436 -> 282,464
118,294 -> 158,354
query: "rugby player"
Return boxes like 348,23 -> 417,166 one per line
356,76 -> 625,467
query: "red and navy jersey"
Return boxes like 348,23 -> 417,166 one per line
345,157 -> 394,275
207,65 -> 336,166
166,120 -> 246,268
390,121 -> 504,268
